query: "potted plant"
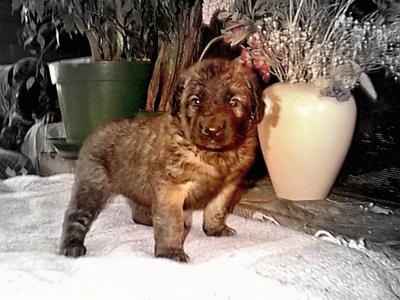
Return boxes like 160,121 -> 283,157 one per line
203,0 -> 400,200
12,0 -> 173,154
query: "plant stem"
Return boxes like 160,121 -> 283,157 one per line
198,35 -> 225,61
86,30 -> 101,61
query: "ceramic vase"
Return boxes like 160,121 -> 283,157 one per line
257,82 -> 357,201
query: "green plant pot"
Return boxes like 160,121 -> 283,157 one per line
49,58 -> 153,146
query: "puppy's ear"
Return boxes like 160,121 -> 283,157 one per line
245,75 -> 265,123
170,82 -> 183,116
171,75 -> 191,116
230,59 -> 265,123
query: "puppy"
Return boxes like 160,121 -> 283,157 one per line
60,58 -> 265,262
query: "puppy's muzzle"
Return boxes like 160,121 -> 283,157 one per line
198,116 -> 227,139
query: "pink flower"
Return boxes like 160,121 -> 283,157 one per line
240,48 -> 271,83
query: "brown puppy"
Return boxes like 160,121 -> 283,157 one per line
60,58 -> 265,262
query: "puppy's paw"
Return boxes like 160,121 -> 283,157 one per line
60,242 -> 87,258
155,247 -> 190,263
203,224 -> 236,237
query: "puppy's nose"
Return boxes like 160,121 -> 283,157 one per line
203,126 -> 222,137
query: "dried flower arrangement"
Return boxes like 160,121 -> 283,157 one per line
202,0 -> 234,26
202,0 -> 400,101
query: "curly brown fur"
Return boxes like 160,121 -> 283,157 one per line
60,58 -> 265,262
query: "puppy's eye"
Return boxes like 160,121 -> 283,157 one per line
190,95 -> 201,106
229,96 -> 240,107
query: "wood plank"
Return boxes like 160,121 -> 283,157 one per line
234,177 -> 400,259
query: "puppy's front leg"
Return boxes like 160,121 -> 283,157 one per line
132,204 -> 153,226
152,184 -> 191,262
203,183 -> 240,237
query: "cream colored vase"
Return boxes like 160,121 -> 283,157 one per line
257,82 -> 357,201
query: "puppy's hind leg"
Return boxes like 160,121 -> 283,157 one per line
60,164 -> 111,258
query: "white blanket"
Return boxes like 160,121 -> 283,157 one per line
0,174 -> 399,300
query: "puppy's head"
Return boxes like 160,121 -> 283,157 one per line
171,58 -> 265,151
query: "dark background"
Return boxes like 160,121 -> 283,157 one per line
0,0 -> 29,64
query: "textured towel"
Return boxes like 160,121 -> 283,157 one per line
1,174 -> 399,300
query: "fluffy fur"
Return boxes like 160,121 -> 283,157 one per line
60,58 -> 265,262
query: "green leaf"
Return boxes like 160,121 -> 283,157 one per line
254,0 -> 270,14
254,3 -> 270,16
167,0 -> 177,15
104,0 -> 114,9
358,72 -> 377,100
247,0 -> 253,17
73,0 -> 83,15
128,10 -> 141,25
23,36 -> 34,48
55,28 -> 60,48
230,31 -> 249,46
217,11 -> 233,21
26,77 -> 35,90
73,15 -> 85,34
122,0 -> 134,15
37,33 -> 45,50
254,19 -> 263,26
63,14 -> 75,33
223,22 -> 245,33
39,64 -> 45,77
35,0 -> 45,18
38,23 -> 47,35
154,0 -> 160,8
